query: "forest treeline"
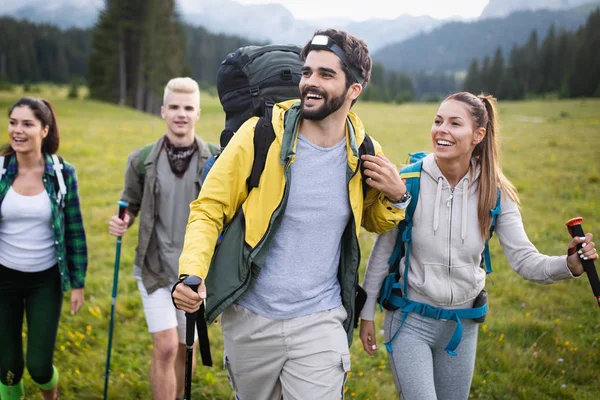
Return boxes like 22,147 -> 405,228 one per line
462,9 -> 600,99
1,2 -> 598,109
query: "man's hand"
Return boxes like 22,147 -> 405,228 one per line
173,279 -> 207,313
108,213 -> 131,237
361,154 -> 406,202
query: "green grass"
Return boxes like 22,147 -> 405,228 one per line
1,88 -> 599,399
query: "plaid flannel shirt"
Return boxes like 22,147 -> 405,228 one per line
0,153 -> 88,292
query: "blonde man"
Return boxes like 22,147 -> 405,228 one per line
109,78 -> 216,399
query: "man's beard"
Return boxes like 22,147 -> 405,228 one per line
300,87 -> 347,121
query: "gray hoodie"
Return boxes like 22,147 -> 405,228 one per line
361,154 -> 576,320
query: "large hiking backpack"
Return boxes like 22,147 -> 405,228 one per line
201,44 -> 304,188
217,44 -> 304,149
377,152 -> 501,356
0,154 -> 67,208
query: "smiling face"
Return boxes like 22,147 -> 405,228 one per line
161,91 -> 200,141
299,50 -> 359,121
8,105 -> 48,155
431,99 -> 486,164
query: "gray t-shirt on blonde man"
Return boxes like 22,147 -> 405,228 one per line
134,150 -> 199,282
239,133 -> 351,319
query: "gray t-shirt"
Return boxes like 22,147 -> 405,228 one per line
239,134 -> 351,319
151,150 -> 198,282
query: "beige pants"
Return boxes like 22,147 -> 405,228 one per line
221,304 -> 351,400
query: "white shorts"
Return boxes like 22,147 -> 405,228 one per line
135,273 -> 198,344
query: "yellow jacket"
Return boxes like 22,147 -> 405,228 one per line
180,99 -> 404,278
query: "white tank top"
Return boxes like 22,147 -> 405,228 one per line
0,186 -> 57,272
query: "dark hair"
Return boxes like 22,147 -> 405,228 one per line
444,92 -> 519,239
300,28 -> 372,92
3,97 -> 60,156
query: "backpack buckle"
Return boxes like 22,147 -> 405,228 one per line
280,68 -> 293,80
249,85 -> 260,97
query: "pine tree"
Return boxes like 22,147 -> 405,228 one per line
556,29 -> 574,97
488,47 -> 505,97
539,24 -> 558,93
501,44 -> 525,100
88,0 -> 185,113
568,9 -> 600,97
462,59 -> 481,93
480,55 -> 491,94
522,30 -> 540,95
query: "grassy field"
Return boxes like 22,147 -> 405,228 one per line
0,85 -> 599,399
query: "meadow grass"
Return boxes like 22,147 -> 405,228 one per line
0,87 -> 598,399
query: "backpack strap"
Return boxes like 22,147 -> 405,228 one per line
482,188 -> 502,274
383,294 -> 488,356
207,142 -> 220,156
138,143 -> 154,185
51,154 -> 67,208
247,105 -> 276,192
378,161 -> 423,312
0,156 -> 6,180
358,133 -> 375,200
387,160 -> 423,275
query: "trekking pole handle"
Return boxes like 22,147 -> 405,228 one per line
183,275 -> 202,400
566,217 -> 600,308
117,200 -> 128,221
183,275 -> 203,316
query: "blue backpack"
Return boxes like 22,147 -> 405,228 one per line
377,152 -> 501,356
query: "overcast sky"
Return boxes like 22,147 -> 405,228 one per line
0,0 -> 490,22
236,0 -> 490,21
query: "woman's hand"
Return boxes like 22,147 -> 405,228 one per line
359,319 -> 378,356
71,288 -> 85,315
567,233 -> 597,276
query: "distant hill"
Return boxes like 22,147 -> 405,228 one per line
373,4 -> 600,73
0,0 -> 443,52
181,0 -> 447,52
481,0 -> 596,19
3,0 -> 102,29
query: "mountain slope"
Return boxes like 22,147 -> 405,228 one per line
373,5 -> 599,73
481,0 -> 595,19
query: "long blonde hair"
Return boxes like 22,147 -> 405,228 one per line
445,92 -> 519,239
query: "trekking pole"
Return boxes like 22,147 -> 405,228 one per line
183,275 -> 203,400
103,200 -> 129,400
566,217 -> 600,308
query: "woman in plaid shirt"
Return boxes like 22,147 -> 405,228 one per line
0,97 -> 88,400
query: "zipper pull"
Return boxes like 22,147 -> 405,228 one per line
446,194 -> 453,207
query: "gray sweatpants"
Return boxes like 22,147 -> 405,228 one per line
384,310 -> 479,400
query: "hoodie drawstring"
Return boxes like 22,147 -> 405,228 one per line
461,179 -> 469,242
433,177 -> 443,234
